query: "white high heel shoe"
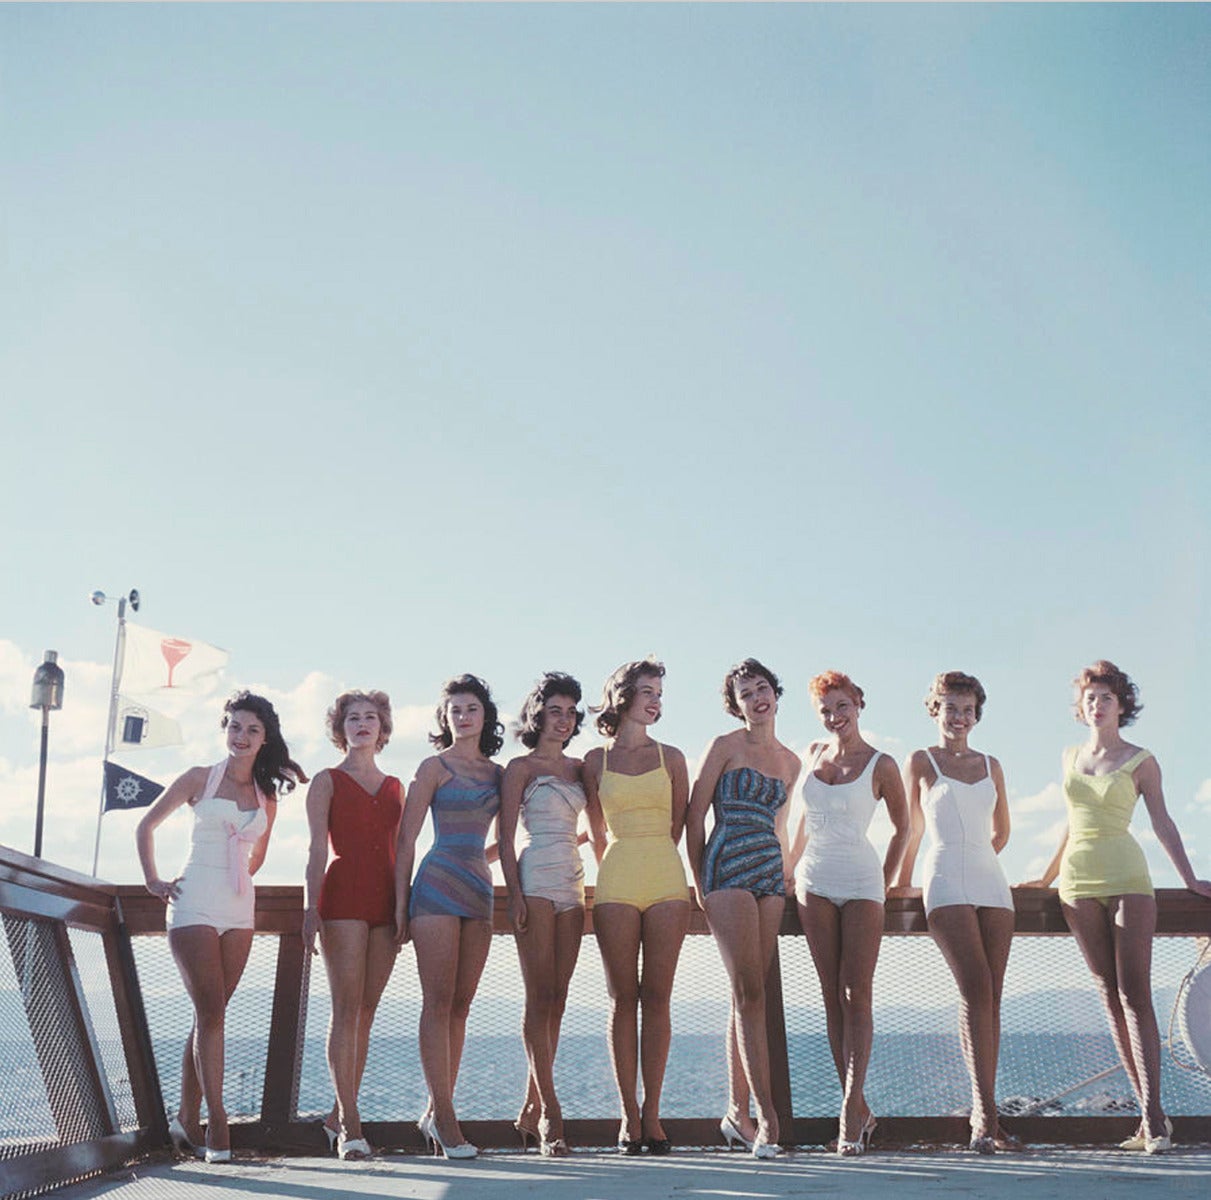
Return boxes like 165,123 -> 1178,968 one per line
752,1132 -> 781,1160
339,1134 -> 372,1160
719,1114 -> 754,1151
430,1118 -> 477,1160
167,1116 -> 201,1159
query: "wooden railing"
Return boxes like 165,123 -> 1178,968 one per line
2,840 -> 1210,1198
0,847 -> 165,1198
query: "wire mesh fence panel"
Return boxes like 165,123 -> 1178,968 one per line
780,928 -> 1211,1119
64,928 -> 139,1133
298,926 -> 738,1124
130,933 -> 280,1124
0,915 -> 111,1149
0,917 -> 58,1157
297,940 -> 426,1124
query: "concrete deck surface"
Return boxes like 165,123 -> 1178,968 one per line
46,1145 -> 1211,1200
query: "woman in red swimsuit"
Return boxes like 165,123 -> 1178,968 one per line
303,691 -> 404,1160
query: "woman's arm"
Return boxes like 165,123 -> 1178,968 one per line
686,738 -> 726,896
247,799 -> 277,877
778,748 -> 802,887
394,757 -> 441,944
499,758 -> 530,931
666,745 -> 691,846
877,752 -> 911,890
786,749 -> 812,887
895,752 -> 928,889
134,766 -> 206,901
989,756 -> 1011,854
583,748 -> 608,866
302,770 -> 334,954
1137,756 -> 1211,898
1022,829 -> 1067,887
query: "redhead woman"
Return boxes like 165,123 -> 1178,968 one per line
897,672 -> 1015,1153
303,691 -> 403,1160
394,674 -> 504,1160
584,658 -> 691,1155
1025,661 -> 1211,1154
687,658 -> 800,1158
499,672 -> 589,1157
136,691 -> 305,1162
788,671 -> 909,1156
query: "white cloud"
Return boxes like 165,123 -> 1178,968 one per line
1194,779 -> 1211,809
1011,781 -> 1065,815
0,643 -> 452,885
862,728 -> 906,758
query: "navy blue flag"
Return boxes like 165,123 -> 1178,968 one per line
103,761 -> 164,812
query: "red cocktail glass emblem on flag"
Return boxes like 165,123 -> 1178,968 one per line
160,638 -> 193,687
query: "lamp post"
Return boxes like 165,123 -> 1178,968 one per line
30,650 -> 65,859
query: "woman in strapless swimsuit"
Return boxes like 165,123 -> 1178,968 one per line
136,692 -> 305,1163
499,672 -> 590,1157
1025,661 -> 1211,1155
584,658 -> 690,1155
687,658 -> 800,1159
898,671 -> 1014,1154
303,691 -> 403,1160
395,674 -> 504,1160
788,671 -> 909,1156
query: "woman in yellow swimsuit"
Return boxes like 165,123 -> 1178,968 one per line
584,658 -> 691,1154
1026,661 -> 1211,1154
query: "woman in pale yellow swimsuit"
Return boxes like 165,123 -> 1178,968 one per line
584,658 -> 691,1154
1026,661 -> 1211,1154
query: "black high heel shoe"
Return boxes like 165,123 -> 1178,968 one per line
617,1123 -> 643,1155
644,1135 -> 672,1156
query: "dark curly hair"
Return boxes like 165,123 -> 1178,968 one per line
808,670 -> 865,710
592,658 -> 665,738
722,658 -> 784,720
222,691 -> 307,797
515,672 -> 584,750
326,690 -> 393,752
430,673 -> 505,757
1072,660 -> 1142,727
925,671 -> 987,722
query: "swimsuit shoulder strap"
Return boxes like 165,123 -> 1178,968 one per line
1121,748 -> 1152,775
202,761 -> 226,800
923,748 -> 943,779
657,741 -> 666,770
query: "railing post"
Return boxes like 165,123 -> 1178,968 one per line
259,927 -> 309,1139
105,898 -> 168,1140
766,919 -> 794,1138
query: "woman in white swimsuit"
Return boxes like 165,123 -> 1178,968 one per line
499,672 -> 589,1157
788,671 -> 909,1156
136,692 -> 306,1162
897,672 -> 1014,1154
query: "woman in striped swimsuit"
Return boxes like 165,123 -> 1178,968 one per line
395,674 -> 504,1160
687,659 -> 800,1159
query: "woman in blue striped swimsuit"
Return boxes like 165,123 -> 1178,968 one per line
395,674 -> 503,1160
687,659 -> 801,1159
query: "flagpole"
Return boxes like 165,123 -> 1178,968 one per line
91,595 -> 127,878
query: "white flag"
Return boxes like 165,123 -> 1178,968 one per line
119,622 -> 230,696
111,696 -> 184,751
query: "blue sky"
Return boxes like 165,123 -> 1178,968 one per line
1,5 -> 1208,887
